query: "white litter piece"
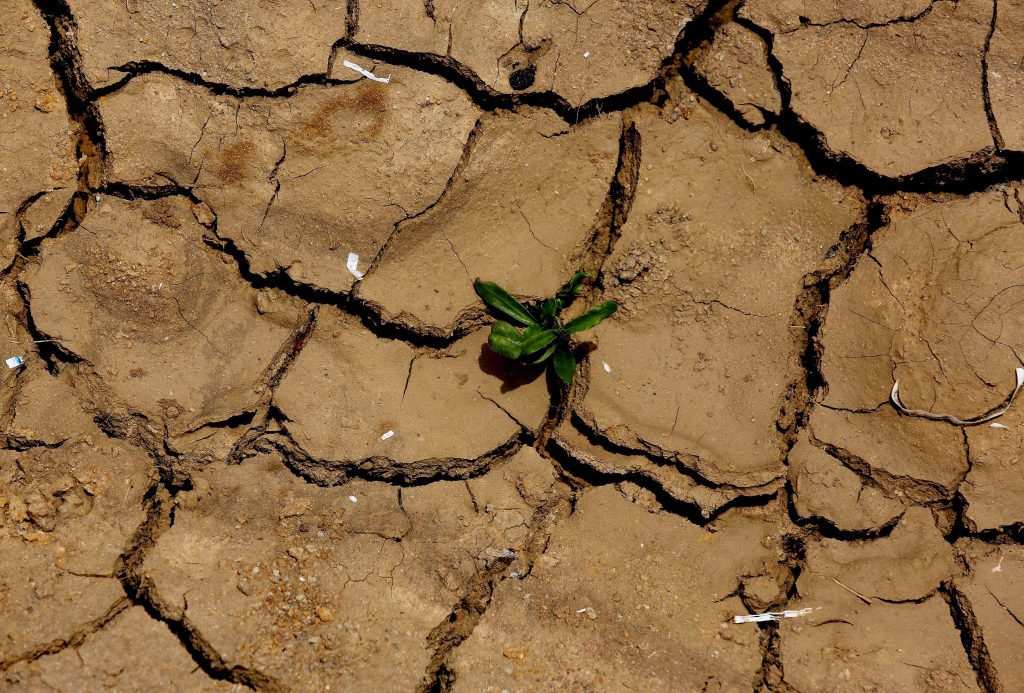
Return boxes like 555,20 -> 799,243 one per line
380,429 -> 395,441
733,608 -> 815,624
583,51 -> 591,58
341,59 -> 391,84
991,422 -> 1010,429
602,361 -> 612,373
890,367 -> 1024,426
993,556 -> 1004,573
348,495 -> 357,503
5,356 -> 24,369
346,252 -> 364,280
576,607 -> 589,613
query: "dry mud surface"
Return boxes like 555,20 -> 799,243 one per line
2,0 -> 1024,691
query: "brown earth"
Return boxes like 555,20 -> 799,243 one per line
2,0 -> 1023,691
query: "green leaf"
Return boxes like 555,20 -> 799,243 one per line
540,298 -> 561,321
552,346 -> 576,384
474,279 -> 538,327
555,272 -> 590,305
488,320 -> 523,359
563,301 -> 618,334
528,341 -> 558,364
519,328 -> 557,356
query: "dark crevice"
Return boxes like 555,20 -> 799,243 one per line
0,598 -> 130,671
749,532 -> 807,691
784,476 -> 904,541
345,0 -> 360,38
942,583 -> 1003,692
14,281 -> 83,374
226,307 -> 319,464
342,41 -> 658,126
563,410 -> 783,495
92,61 -> 354,101
113,482 -> 279,691
416,493 -> 572,692
31,0 -> 106,176
810,432 -> 956,505
776,199 -> 888,447
577,119 -> 641,288
9,0 -> 103,281
267,430 -> 529,488
981,0 -> 1005,150
677,0 -> 772,135
546,435 -> 780,527
736,14 -> 1023,195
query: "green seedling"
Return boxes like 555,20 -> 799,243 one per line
473,272 -> 618,384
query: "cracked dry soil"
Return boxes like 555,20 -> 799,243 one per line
2,0 -> 1024,691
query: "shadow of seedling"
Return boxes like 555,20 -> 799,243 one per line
477,342 -> 545,393
473,271 -> 617,390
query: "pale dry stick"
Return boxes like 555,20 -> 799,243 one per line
832,577 -> 872,605
890,367 -> 1024,426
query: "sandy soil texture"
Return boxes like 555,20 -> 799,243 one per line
2,0 -> 1023,691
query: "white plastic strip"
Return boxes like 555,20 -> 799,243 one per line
341,59 -> 391,84
347,252 -> 364,280
733,608 -> 814,624
891,367 -> 1024,426
380,430 -> 395,441
5,356 -> 24,369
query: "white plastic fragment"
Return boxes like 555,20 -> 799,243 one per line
733,608 -> 815,624
990,422 -> 1010,429
346,252 -> 364,280
380,429 -> 395,441
583,51 -> 591,58
602,361 -> 612,373
348,495 -> 357,503
890,367 -> 1024,426
341,59 -> 391,84
5,356 -> 24,369
993,556 -> 1004,573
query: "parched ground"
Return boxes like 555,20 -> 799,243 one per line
2,0 -> 1024,691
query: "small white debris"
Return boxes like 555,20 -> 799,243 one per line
380,429 -> 395,441
94,194 -> 100,202
993,556 -> 1004,573
602,361 -> 612,373
5,356 -> 24,369
341,59 -> 391,84
990,422 -> 1010,429
583,51 -> 591,58
346,252 -> 364,280
485,548 -> 517,559
576,607 -> 588,613
733,608 -> 815,624
348,495 -> 357,503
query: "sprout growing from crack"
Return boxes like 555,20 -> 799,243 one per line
473,272 -> 617,384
